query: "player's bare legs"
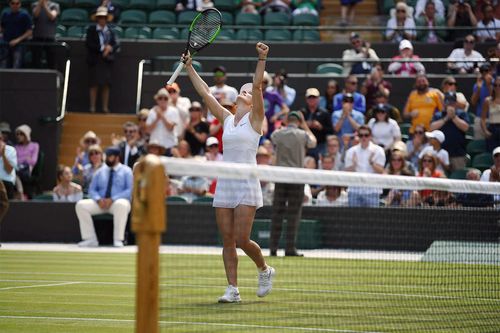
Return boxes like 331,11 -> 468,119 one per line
216,207 -> 238,287
234,204 -> 267,270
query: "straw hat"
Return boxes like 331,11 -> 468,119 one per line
91,6 -> 113,22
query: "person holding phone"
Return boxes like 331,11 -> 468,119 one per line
342,32 -> 379,75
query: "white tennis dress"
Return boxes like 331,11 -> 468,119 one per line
213,112 -> 263,209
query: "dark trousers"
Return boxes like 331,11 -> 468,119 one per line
2,181 -> 15,200
270,183 -> 304,252
31,38 -> 56,69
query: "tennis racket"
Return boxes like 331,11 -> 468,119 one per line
166,8 -> 222,85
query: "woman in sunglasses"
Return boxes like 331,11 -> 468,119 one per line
417,152 -> 445,200
406,124 -> 428,170
481,76 -> 500,152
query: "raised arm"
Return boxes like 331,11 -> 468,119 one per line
249,42 -> 269,132
182,52 -> 231,124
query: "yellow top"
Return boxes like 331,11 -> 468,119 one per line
404,89 -> 443,133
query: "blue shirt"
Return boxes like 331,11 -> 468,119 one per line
1,10 -> 32,42
0,145 -> 17,183
472,83 -> 491,117
333,92 -> 366,113
88,163 -> 133,202
332,109 -> 365,144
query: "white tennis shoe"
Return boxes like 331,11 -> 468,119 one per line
78,239 -> 99,247
257,266 -> 275,297
218,285 -> 241,303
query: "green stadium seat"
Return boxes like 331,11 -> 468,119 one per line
66,25 -> 86,38
112,25 -> 124,38
292,13 -> 319,26
449,168 -> 473,180
152,27 -> 179,39
264,29 -> 292,41
217,28 -> 235,40
179,27 -> 190,39
32,193 -> 53,201
263,12 -> 291,26
466,139 -> 486,158
177,10 -> 197,24
315,63 -> 344,74
119,9 -> 147,24
214,0 -> 237,12
57,0 -> 74,9
149,10 -> 176,24
472,152 -> 493,171
292,29 -> 320,41
56,25 -> 67,38
192,196 -> 214,203
235,12 -> 261,25
113,0 -> 130,8
124,26 -> 152,39
74,0 -> 99,8
220,11 -> 234,25
173,60 -> 202,72
60,8 -> 89,25
400,122 -> 412,136
166,195 -> 188,202
128,0 -> 155,10
236,29 -> 263,41
156,0 -> 176,10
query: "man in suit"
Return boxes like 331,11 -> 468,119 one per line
75,146 -> 133,247
118,121 -> 145,169
86,6 -> 120,113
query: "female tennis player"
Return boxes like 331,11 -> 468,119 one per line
182,42 -> 275,303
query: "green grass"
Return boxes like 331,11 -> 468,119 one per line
0,250 -> 499,332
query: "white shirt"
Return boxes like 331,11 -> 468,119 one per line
480,169 -> 500,202
345,141 -> 386,174
169,96 -> 191,138
146,106 -> 181,149
385,17 -> 417,42
209,84 -> 238,103
368,118 -> 401,149
476,19 -> 500,42
0,145 -> 17,183
419,146 -> 450,173
316,189 -> 348,207
447,48 -> 485,72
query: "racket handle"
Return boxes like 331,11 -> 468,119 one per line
167,62 -> 184,85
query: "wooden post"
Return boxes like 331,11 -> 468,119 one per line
132,154 -> 166,333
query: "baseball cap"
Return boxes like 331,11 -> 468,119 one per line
287,111 -> 302,121
213,66 -> 226,77
206,137 -> 219,147
425,130 -> 445,143
493,147 -> 500,157
342,92 -> 354,102
105,146 -> 120,156
399,39 -> 413,51
189,101 -> 203,111
349,32 -> 360,40
305,88 -> 320,98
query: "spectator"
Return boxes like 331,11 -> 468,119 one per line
14,124 -> 39,198
259,0 -> 292,15
447,0 -> 478,41
166,83 -> 191,139
300,87 -> 333,157
304,155 -> 317,169
385,2 -> 417,43
171,139 -> 192,158
178,175 -> 209,202
256,144 -> 272,166
117,121 -> 145,169
310,153 -> 336,198
423,189 -> 456,207
205,137 -> 223,161
419,130 -> 450,173
146,88 -> 181,155
75,146 -> 133,248
75,144 -> 103,194
332,93 -> 364,147
447,35 -> 485,74
0,122 -> 13,145
266,69 -> 296,107
415,1 -> 447,42
406,124 -> 429,169
209,98 -> 234,153
262,71 -> 289,138
237,0 -> 261,13
455,168 -> 494,207
480,76 -> 500,152
31,0 -> 59,69
475,3 -> 500,43
387,39 -> 425,76
146,139 -> 167,156
384,150 -> 420,207
494,42 -> 500,78
365,91 -> 402,123
367,104 -> 402,152
319,79 -> 339,113
361,64 -> 392,111
339,0 -> 362,26
86,6 -> 120,113
471,62 -> 494,139
344,125 -> 386,207
403,74 -> 443,132
333,75 -> 366,112
136,108 -> 150,146
414,0 -> 445,19
480,146 -> 500,204
342,32 -> 380,75
324,134 -> 344,170
316,186 -> 348,206
292,0 -> 318,16
184,101 -> 209,156
175,0 -> 213,12
95,0 -> 119,22
52,165 -> 83,202
440,76 -> 469,112
0,133 -> 17,199
0,0 -> 33,68
270,111 -> 317,257
209,65 -> 238,105
417,151 -> 445,200
73,131 -> 101,175
430,91 -> 470,171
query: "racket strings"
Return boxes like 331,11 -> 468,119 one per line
189,11 -> 221,50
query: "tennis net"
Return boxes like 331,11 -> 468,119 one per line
151,157 -> 500,333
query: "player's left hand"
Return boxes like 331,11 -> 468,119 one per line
256,42 -> 269,58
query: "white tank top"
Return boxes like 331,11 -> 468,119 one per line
222,113 -> 260,164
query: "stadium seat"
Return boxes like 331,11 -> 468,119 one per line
128,0 -> 155,10
220,11 -> 234,25
263,12 -> 291,26
236,29 -> 263,41
149,10 -> 176,24
56,25 -> 67,38
292,29 -> 320,41
60,8 -> 89,25
74,0 -> 99,8
264,29 -> 292,41
112,26 -> 124,38
214,0 -> 237,12
192,196 -> 214,203
466,139 -> 486,158
124,26 -> 152,39
152,27 -> 179,39
156,0 -> 176,10
217,29 -> 235,40
66,25 -> 86,38
179,27 -> 190,39
57,0 -> 74,9
449,168 -> 473,180
235,12 -> 261,26
400,123 -> 412,136
119,9 -> 147,24
177,10 -> 198,24
315,63 -> 344,74
292,13 -> 319,26
166,195 -> 188,202
472,152 -> 493,171
173,60 -> 202,72
113,0 -> 130,8
32,193 -> 53,201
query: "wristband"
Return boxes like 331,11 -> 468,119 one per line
259,58 -> 267,61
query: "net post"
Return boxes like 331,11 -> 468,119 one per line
132,154 -> 166,333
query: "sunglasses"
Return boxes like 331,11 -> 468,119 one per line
464,40 -> 475,44
190,108 -> 202,112
167,89 -> 178,94
343,99 -> 354,103
84,139 -> 97,144
89,151 -> 102,156
422,159 -> 433,163
358,133 -> 370,138
208,144 -> 218,148
15,132 -> 24,136
124,130 -> 137,134
397,9 -> 406,12
157,96 -> 168,101
415,130 -> 424,135
445,82 -> 456,86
